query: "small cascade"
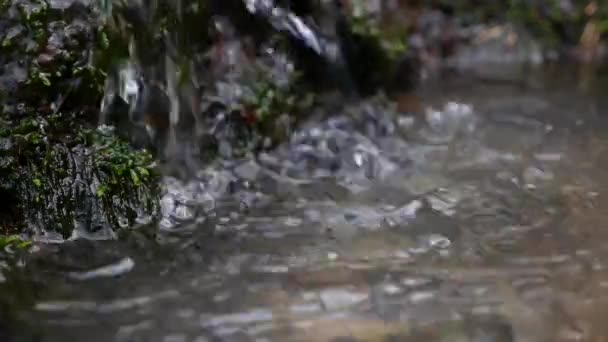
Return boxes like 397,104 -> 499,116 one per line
97,0 -> 356,178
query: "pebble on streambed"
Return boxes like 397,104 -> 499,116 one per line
68,256 -> 135,281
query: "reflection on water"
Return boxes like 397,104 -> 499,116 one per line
5,69 -> 608,342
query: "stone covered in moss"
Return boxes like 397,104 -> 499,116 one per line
0,0 -> 160,238
1,0 -> 107,118
0,110 -> 160,238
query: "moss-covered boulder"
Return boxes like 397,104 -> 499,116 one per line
0,0 -> 161,238
0,118 -> 160,238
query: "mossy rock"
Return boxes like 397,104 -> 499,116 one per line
0,116 -> 160,238
0,0 -> 161,238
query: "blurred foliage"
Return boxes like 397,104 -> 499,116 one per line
0,235 -> 33,252
349,15 -> 408,60
243,71 -> 314,125
99,0 -> 213,72
240,70 -> 315,147
432,0 -> 608,48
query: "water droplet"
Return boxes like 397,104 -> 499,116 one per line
382,283 -> 403,295
409,290 -> 435,303
401,277 -> 432,288
391,250 -> 410,261
319,288 -> 368,311
284,217 -> 302,227
427,234 -> 451,249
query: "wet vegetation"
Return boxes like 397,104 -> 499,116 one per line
0,0 -> 160,238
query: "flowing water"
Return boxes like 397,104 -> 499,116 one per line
5,1 -> 608,341
4,67 -> 608,342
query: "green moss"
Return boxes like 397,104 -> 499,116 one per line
429,0 -> 608,49
348,15 -> 408,61
0,118 -> 161,237
339,13 -> 411,95
231,70 -> 314,150
243,71 -> 313,124
0,0 -> 162,237
80,127 -> 160,225
0,235 -> 32,251
100,0 -> 212,71
506,1 -> 564,48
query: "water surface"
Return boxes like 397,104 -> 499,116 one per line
6,68 -> 608,342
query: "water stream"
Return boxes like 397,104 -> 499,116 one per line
4,0 -> 608,341
4,67 -> 608,341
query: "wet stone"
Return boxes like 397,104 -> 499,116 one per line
233,160 -> 262,181
202,309 -> 274,328
404,172 -> 452,196
171,205 -> 196,222
408,290 -> 436,304
283,216 -> 302,227
423,234 -> 452,249
290,303 -> 323,315
523,166 -> 554,184
115,320 -> 155,342
327,252 -> 339,261
161,334 -> 187,342
401,276 -> 433,287
466,318 -> 515,342
319,288 -> 369,311
381,283 -> 403,296
252,265 -> 289,273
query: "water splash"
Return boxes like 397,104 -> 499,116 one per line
96,0 -> 351,179
244,0 -> 324,56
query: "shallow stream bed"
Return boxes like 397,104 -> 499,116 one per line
5,69 -> 608,342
